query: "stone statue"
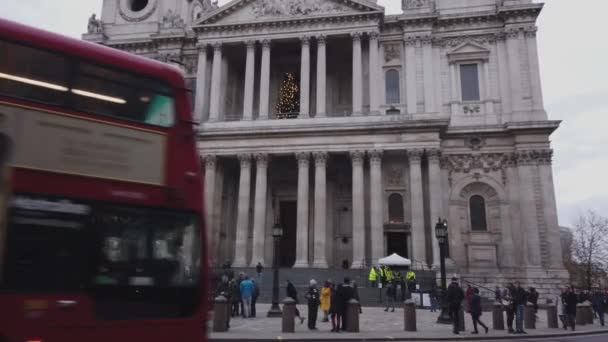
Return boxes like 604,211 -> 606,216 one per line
252,0 -> 350,18
161,9 -> 185,29
403,0 -> 431,9
87,13 -> 103,34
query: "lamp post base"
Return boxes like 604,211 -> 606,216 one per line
436,307 -> 452,324
267,303 -> 283,317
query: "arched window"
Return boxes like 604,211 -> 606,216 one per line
469,195 -> 487,231
385,69 -> 400,104
388,193 -> 404,223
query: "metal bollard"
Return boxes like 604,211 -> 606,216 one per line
492,303 -> 505,330
524,303 -> 536,329
346,299 -> 360,333
576,304 -> 586,326
404,300 -> 416,332
547,305 -> 558,328
282,297 -> 296,333
212,295 -> 229,332
458,307 -> 465,332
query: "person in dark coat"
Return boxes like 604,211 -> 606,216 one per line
384,280 -> 397,312
338,277 -> 355,331
286,280 -> 305,324
469,288 -> 489,334
215,275 -> 232,329
511,281 -> 528,334
503,283 -> 515,333
529,287 -> 539,315
446,277 -> 465,335
592,289 -> 606,326
230,277 -> 241,317
306,279 -> 320,330
250,279 -> 259,318
563,286 -> 578,331
329,283 -> 341,332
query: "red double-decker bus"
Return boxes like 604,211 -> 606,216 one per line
0,18 -> 208,342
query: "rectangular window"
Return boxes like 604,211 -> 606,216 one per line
460,64 -> 480,102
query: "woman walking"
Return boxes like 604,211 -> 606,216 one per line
470,288 -> 489,334
286,280 -> 305,324
329,283 -> 342,332
320,280 -> 332,322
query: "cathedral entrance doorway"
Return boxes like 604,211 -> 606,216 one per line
385,232 -> 408,259
279,201 -> 297,267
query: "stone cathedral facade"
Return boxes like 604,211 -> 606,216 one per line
85,0 -> 568,293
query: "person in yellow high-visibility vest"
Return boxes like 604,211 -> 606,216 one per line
368,266 -> 378,288
406,270 -> 417,296
385,266 -> 393,282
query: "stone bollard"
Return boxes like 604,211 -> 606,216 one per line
212,295 -> 229,332
282,297 -> 296,333
547,305 -> 559,328
404,300 -> 417,332
583,302 -> 593,325
492,303 -> 505,330
458,307 -> 465,332
576,304 -> 586,326
346,299 -> 360,333
524,303 -> 536,329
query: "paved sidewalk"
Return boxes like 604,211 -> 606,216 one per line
209,304 -> 608,341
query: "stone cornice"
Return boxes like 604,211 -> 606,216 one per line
497,3 -> 544,21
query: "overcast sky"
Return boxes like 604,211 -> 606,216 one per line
1,0 -> 606,226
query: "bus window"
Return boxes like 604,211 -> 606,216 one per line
0,40 -> 68,105
0,133 -> 12,283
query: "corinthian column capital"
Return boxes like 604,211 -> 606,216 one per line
254,153 -> 269,168
313,151 -> 329,166
350,150 -> 365,166
407,149 -> 423,163
426,149 -> 442,162
238,153 -> 252,168
368,149 -> 383,165
203,154 -> 217,168
295,152 -> 310,167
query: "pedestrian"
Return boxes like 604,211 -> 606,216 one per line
352,281 -> 362,314
592,289 -> 605,327
368,266 -> 378,288
464,285 -> 474,313
215,275 -> 232,328
384,279 -> 396,312
529,287 -> 539,315
430,283 -> 439,313
230,277 -> 241,317
563,286 -> 578,331
239,275 -> 254,318
338,277 -> 355,331
406,269 -> 417,297
329,283 -> 341,332
306,279 -> 320,330
446,277 -> 465,335
503,284 -> 515,333
495,286 -> 502,303
320,280 -> 332,322
251,278 -> 259,317
255,262 -> 263,284
511,281 -> 528,334
286,280 -> 305,324
470,288 -> 489,334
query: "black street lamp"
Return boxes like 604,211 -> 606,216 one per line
435,218 -> 452,324
267,223 -> 283,317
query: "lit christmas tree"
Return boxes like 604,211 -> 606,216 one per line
276,72 -> 300,117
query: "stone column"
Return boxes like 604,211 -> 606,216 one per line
408,150 -> 426,266
194,43 -> 208,123
516,151 -> 542,267
350,150 -> 366,268
233,153 -> 251,267
495,33 -> 512,115
209,42 -> 222,122
293,152 -> 310,268
506,28 -> 523,113
313,152 -> 329,268
316,35 -> 327,118
369,150 -> 384,264
404,36 -> 418,115
368,32 -> 380,115
203,155 -> 218,261
259,40 -> 271,120
250,153 -> 269,266
243,40 -> 256,120
421,35 -> 435,113
537,150 -> 565,269
351,32 -> 363,116
299,36 -> 311,118
525,26 -> 545,114
483,61 -> 495,114
427,149 -> 442,267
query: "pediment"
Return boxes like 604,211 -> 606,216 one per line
446,41 -> 490,64
198,0 -> 383,25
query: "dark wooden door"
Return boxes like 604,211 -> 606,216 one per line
279,201 -> 297,267
386,232 -> 408,259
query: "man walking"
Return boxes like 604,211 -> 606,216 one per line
563,286 -> 578,331
503,284 -> 515,333
511,281 -> 528,334
592,289 -> 606,327
239,275 -> 254,318
255,262 -> 263,284
446,277 -> 465,335
306,279 -> 320,330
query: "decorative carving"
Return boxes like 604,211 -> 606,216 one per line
421,35 -> 433,45
387,166 -> 404,186
212,42 -> 222,51
203,154 -> 217,168
465,136 -> 485,151
407,149 -> 423,162
196,42 -> 208,53
403,0 -> 431,9
506,28 -> 521,39
537,149 -> 553,165
350,150 -> 365,166
87,14 -> 103,34
426,149 -> 441,162
251,0 -> 352,19
439,35 -> 493,48
463,105 -> 481,114
245,40 -> 256,49
404,36 -> 417,46
261,39 -> 271,48
161,9 -> 185,29
317,35 -> 326,45
441,154 -> 505,174
300,36 -> 310,45
183,55 -> 197,75
155,52 -> 181,64
369,31 -> 380,40
384,44 -> 401,62
295,152 -> 310,168
494,32 -> 507,42
119,0 -> 158,22
351,32 -> 362,42
238,153 -> 252,168
368,150 -> 383,165
313,151 -> 329,166
254,153 -> 269,168
525,26 -> 538,38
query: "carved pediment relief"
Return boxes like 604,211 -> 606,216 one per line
446,41 -> 490,64
199,0 -> 382,25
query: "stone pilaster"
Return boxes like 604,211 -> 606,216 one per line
208,42 -> 222,121
368,32 -> 380,115
421,35 -> 435,113
427,149 -> 442,268
495,33 -> 512,115
525,26 -> 545,115
203,154 -> 218,262
536,150 -> 564,269
407,149 -> 426,266
369,149 -> 384,263
350,150 -> 366,268
516,150 -> 542,268
194,43 -> 208,123
294,152 -> 310,268
243,40 -> 256,120
404,36 -> 418,115
233,153 -> 251,267
506,28 -> 523,113
351,32 -> 363,116
259,39 -> 271,120
312,151 -> 329,268
250,153 -> 268,266
316,35 -> 327,118
299,36 -> 311,118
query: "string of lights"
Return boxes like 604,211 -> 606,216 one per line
276,72 -> 300,116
